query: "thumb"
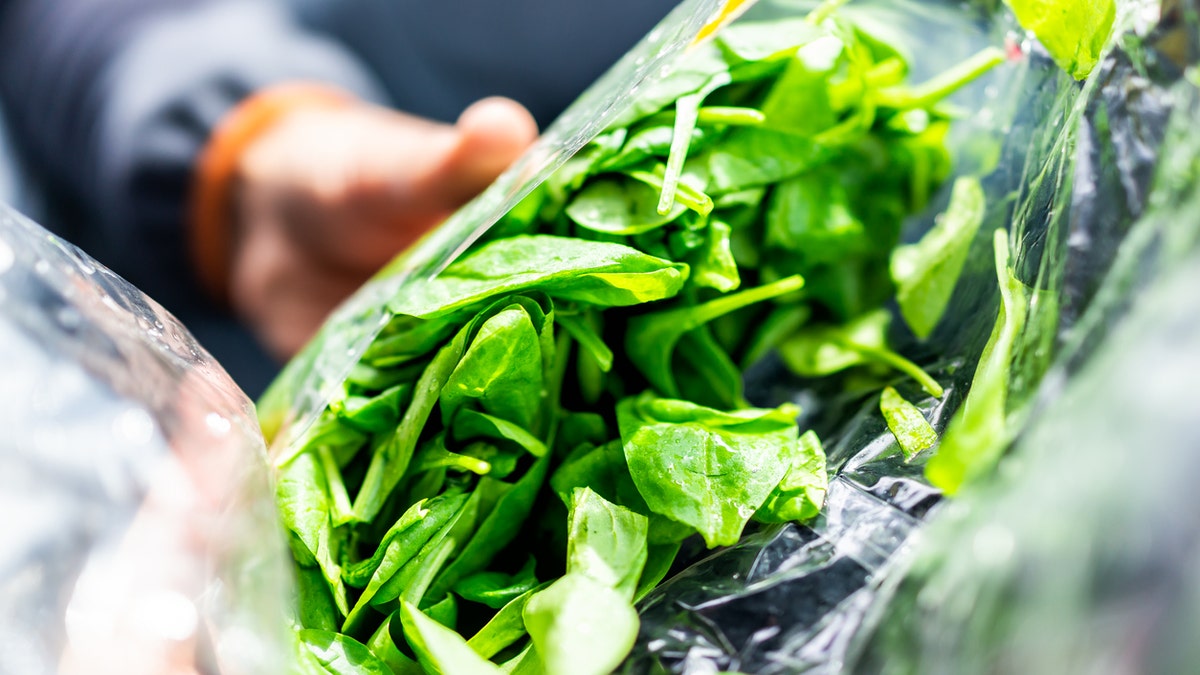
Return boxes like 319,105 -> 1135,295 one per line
436,97 -> 539,203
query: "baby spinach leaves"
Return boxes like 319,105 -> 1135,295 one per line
926,230 -> 1029,494
268,3 -> 1004,672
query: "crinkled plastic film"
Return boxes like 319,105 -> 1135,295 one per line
0,204 -> 293,674
623,2 -> 1200,674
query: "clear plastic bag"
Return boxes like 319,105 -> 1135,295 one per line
257,0 -> 1199,673
0,203 -> 294,674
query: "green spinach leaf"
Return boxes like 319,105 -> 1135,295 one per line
618,393 -> 799,547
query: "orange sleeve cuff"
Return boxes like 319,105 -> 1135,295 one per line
189,83 -> 352,305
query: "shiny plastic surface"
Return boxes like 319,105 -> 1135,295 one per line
257,0 -> 1200,672
624,2 -> 1200,673
0,204 -> 293,674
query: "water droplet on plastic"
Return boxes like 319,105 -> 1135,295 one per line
206,413 -> 232,437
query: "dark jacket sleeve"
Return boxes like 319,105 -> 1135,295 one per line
0,0 -> 386,312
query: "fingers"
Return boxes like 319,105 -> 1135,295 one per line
441,96 -> 539,201
226,97 -> 538,359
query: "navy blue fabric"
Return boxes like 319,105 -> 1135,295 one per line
0,0 -> 677,395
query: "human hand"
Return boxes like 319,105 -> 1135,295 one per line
227,96 -> 537,360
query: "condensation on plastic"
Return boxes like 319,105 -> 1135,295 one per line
258,0 -> 728,454
0,204 -> 294,674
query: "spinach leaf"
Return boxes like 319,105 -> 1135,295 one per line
659,72 -> 732,215
689,219 -> 741,292
452,557 -> 539,609
754,430 -> 828,523
1007,0 -> 1114,80
565,488 -> 649,599
352,323 -> 469,523
880,386 -> 938,461
715,17 -> 823,65
426,455 -> 551,601
760,35 -> 844,136
409,434 -> 494,476
277,452 -> 349,616
450,410 -> 548,458
465,587 -> 543,659
335,383 -> 411,434
342,497 -> 446,589
363,316 -> 459,369
556,312 -> 613,372
400,600 -> 504,675
627,274 -> 804,399
633,542 -> 683,603
778,308 -> 944,397
388,236 -> 688,319
926,230 -> 1028,494
891,176 -> 986,339
295,566 -> 340,634
618,393 -> 799,547
342,493 -> 469,632
365,612 -> 421,674
708,128 -> 835,193
523,573 -> 640,675
440,305 -> 545,431
299,630 -> 394,675
766,171 -> 868,262
566,178 -> 686,235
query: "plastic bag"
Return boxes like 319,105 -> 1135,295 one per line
850,10 -> 1200,672
0,203 -> 294,674
624,2 -> 1200,674
258,0 -> 1197,672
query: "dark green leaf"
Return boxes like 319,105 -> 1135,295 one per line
343,493 -> 469,632
465,586 -> 544,659
400,600 -> 503,675
689,219 -> 741,292
708,128 -> 835,193
426,455 -> 551,600
452,557 -> 539,609
778,309 -> 944,397
451,409 -> 548,458
336,383 -> 412,434
441,305 -> 545,431
766,172 -> 868,262
352,323 -> 469,523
